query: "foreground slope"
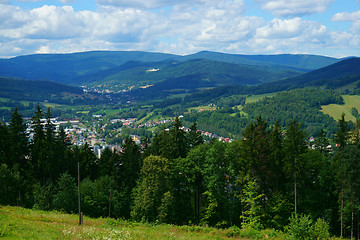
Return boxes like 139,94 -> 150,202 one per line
0,205 -> 279,240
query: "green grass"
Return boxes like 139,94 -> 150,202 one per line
321,95 -> 360,122
245,92 -> 278,104
0,206 -> 347,240
94,109 -> 123,117
0,206 -> 255,240
187,105 -> 217,113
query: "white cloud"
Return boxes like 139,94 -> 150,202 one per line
254,0 -> 334,17
332,11 -> 360,32
332,11 -> 360,21
0,0 -> 359,57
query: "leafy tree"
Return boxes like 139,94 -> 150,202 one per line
131,155 -> 171,222
33,181 -> 53,211
182,143 -> 210,224
0,164 -> 20,205
240,178 -> 264,230
53,172 -> 77,213
201,141 -> 232,226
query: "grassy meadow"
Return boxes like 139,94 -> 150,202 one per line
321,95 -> 360,122
0,206 -> 347,240
0,206 -> 258,240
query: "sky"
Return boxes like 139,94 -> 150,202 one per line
0,0 -> 359,58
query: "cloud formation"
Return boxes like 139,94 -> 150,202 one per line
0,0 -> 359,57
254,0 -> 334,17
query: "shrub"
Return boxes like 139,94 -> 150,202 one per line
285,214 -> 330,240
313,218 -> 330,240
285,214 -> 313,240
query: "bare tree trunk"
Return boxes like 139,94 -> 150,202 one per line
78,162 -> 82,225
294,173 -> 297,219
108,189 -> 112,218
352,207 -> 354,239
341,188 -> 344,238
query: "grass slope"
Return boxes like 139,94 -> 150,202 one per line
321,95 -> 360,122
0,206 -> 249,240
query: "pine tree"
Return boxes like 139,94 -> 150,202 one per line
8,107 -> 28,170
187,122 -> 203,149
335,113 -> 349,151
283,119 -> 307,219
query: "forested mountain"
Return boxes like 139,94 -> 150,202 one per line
253,57 -> 360,94
0,51 -> 178,84
182,51 -> 340,70
0,50 -> 339,89
0,77 -> 100,104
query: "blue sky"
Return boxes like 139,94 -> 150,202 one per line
0,0 -> 359,58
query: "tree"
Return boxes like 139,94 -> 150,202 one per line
202,141 -> 232,226
53,172 -> 77,213
30,105 -> 46,181
283,119 -> 307,219
334,145 -> 360,238
8,107 -> 28,171
131,155 -> 171,222
240,178 -> 264,229
335,113 -> 349,151
187,122 -> 203,149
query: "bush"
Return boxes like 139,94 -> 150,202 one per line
285,214 -> 330,240
313,218 -> 330,240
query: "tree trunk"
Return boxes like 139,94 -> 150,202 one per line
352,207 -> 354,239
341,188 -> 344,237
294,173 -> 297,219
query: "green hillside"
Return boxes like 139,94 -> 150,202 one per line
80,58 -> 304,92
0,51 -> 178,84
183,51 -> 340,70
0,50 -> 338,88
0,77 -> 99,104
0,206 -> 249,240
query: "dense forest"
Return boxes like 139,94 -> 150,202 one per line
1,105 -> 360,239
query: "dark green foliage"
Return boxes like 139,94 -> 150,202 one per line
131,155 -> 171,222
53,173 -> 77,213
183,88 -> 342,138
0,164 -> 20,205
0,77 -> 90,104
33,181 -> 54,211
243,89 -> 342,136
3,103 -> 360,239
334,113 -> 349,151
351,107 -> 359,119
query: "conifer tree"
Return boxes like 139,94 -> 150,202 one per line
8,107 -> 28,170
283,119 -> 307,219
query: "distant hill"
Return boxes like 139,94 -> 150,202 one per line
0,77 -> 98,104
80,58 -> 304,92
0,50 -> 340,88
253,57 -> 360,94
182,51 -> 340,70
167,57 -> 360,103
0,51 -> 178,84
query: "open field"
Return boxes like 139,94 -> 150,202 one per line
321,95 -> 360,122
245,92 -> 278,104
